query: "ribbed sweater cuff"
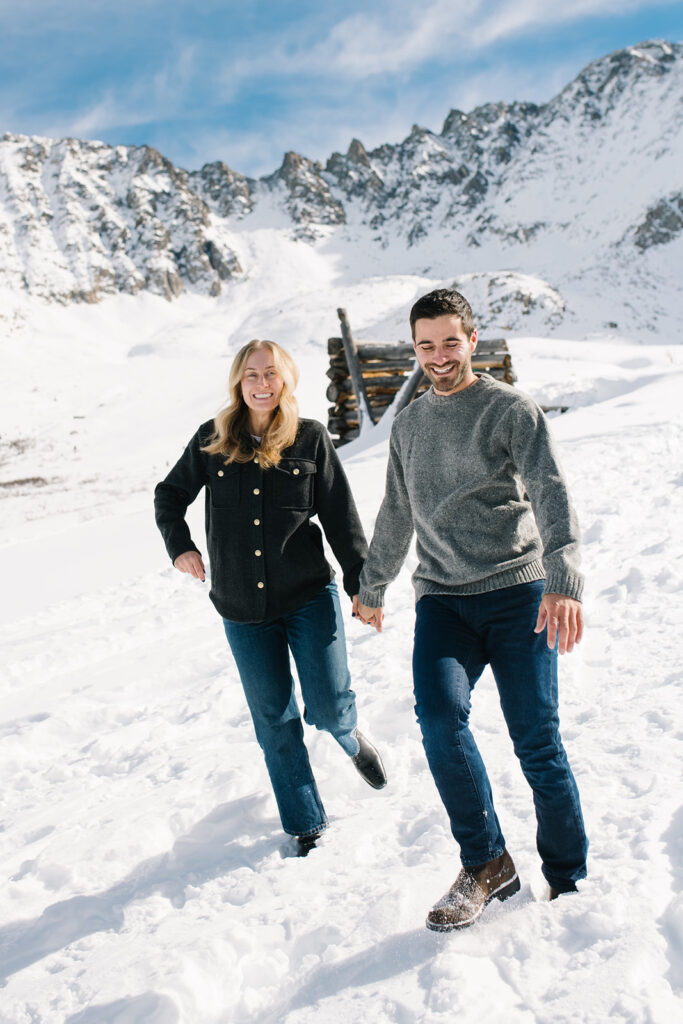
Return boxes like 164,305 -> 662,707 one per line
358,585 -> 386,608
544,571 -> 584,602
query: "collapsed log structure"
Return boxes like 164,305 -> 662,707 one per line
327,308 -> 516,445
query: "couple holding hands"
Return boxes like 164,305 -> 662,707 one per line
154,288 -> 588,931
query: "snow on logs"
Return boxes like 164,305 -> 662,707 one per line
327,322 -> 516,445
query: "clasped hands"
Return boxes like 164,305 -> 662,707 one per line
352,596 -> 384,633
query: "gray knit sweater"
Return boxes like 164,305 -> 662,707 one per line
357,374 -> 583,607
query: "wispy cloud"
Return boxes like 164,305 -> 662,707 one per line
68,44 -> 201,138
220,0 -> 679,85
222,1 -> 475,83
468,0 -> 672,47
0,0 -> 680,175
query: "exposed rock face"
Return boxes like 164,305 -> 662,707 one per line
263,151 -> 345,236
189,161 -> 254,219
0,136 -> 242,302
632,193 -> 683,250
0,40 -> 681,304
325,139 -> 385,201
453,272 -> 567,333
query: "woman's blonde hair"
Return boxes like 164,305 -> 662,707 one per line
201,339 -> 299,468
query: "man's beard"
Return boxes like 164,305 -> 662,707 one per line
426,358 -> 470,393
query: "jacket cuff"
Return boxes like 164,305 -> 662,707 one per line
343,574 -> 361,599
169,541 -> 201,564
543,571 -> 584,602
358,585 -> 386,608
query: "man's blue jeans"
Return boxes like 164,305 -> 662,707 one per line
413,581 -> 588,890
223,581 -> 358,838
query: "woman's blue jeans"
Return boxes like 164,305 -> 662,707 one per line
223,581 -> 358,837
413,582 -> 588,890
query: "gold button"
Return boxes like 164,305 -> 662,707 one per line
254,518 -> 260,526
253,488 -> 260,495
255,549 -> 262,556
217,470 -> 224,477
293,468 -> 300,475
257,581 -> 264,589
254,457 -> 259,464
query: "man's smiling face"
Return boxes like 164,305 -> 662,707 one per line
413,314 -> 478,395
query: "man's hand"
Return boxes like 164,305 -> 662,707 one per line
535,593 -> 583,654
352,595 -> 385,633
174,550 -> 206,581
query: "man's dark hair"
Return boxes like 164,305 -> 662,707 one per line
409,288 -> 475,340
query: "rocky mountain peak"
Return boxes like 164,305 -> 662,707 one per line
346,138 -> 371,167
0,40 -> 681,306
546,38 -> 680,126
264,150 -> 345,231
189,160 -> 254,218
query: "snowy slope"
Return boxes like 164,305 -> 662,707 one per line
1,264 -> 682,1021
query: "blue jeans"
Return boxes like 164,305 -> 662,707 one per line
223,581 -> 358,837
413,582 -> 588,890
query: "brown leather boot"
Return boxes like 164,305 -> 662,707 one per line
426,849 -> 520,931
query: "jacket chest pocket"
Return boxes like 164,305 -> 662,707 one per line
208,463 -> 240,508
274,459 -> 316,509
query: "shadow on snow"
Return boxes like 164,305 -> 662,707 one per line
254,927 -> 444,1024
64,992 -> 180,1024
0,795 -> 277,984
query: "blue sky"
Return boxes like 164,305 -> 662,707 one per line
0,0 -> 681,177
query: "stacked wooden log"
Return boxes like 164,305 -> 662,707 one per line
327,332 -> 516,446
327,339 -> 414,438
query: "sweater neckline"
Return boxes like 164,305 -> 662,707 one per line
426,374 -> 486,406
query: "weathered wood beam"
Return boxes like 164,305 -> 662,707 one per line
329,355 -> 417,373
391,363 -> 427,416
337,309 -> 373,432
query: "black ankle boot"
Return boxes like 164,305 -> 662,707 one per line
295,831 -> 322,857
351,729 -> 387,789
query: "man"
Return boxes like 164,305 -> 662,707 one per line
355,288 -> 588,931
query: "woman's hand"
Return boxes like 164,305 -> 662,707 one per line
174,551 -> 206,581
352,595 -> 384,633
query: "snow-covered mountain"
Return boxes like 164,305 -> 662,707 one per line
1,39 -> 682,325
0,139 -> 242,302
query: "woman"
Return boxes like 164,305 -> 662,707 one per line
154,339 -> 386,855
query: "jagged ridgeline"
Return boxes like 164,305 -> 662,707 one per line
0,40 -> 681,304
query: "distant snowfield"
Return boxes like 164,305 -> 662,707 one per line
1,269 -> 682,1023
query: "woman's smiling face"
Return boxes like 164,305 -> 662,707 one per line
240,347 -> 284,422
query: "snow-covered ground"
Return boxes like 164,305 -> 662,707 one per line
1,266 -> 682,1022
